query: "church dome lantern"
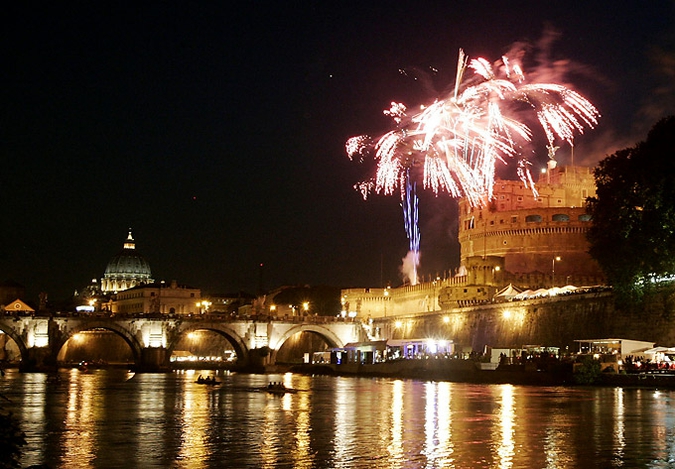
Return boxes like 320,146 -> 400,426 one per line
101,230 -> 154,293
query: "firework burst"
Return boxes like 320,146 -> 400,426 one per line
346,48 -> 599,284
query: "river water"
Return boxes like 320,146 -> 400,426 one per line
2,368 -> 675,468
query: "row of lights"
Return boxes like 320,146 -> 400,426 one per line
392,308 -> 524,329
269,302 -> 310,315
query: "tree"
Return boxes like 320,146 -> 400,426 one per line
573,356 -> 602,385
271,285 -> 341,316
586,116 -> 675,300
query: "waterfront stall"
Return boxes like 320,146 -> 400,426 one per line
310,351 -> 333,364
574,338 -> 655,372
626,346 -> 675,372
329,340 -> 388,365
324,339 -> 455,365
574,338 -> 655,356
487,345 -> 560,366
385,338 -> 455,361
642,347 -> 675,364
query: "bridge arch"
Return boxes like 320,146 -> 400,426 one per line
0,322 -> 29,365
55,321 -> 144,365
269,324 -> 344,365
168,322 -> 250,364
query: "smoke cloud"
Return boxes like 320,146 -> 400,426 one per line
400,250 -> 420,285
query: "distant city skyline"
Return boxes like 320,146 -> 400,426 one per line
2,2 -> 674,301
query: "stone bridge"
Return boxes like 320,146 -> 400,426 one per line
0,315 -> 369,372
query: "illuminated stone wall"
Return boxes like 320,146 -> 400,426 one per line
374,288 -> 675,352
342,276 -> 468,319
374,293 -> 603,351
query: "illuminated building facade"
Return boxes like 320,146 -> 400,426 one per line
341,278 -> 464,320
111,280 -> 201,315
95,231 -> 200,315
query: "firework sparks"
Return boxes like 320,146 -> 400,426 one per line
346,48 -> 600,284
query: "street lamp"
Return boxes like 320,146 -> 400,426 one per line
492,265 -> 501,284
552,256 -> 561,286
196,301 -> 211,314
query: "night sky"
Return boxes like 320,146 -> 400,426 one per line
2,2 -> 674,302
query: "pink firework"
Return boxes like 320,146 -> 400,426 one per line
346,49 -> 600,208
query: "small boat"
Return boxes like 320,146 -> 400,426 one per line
195,376 -> 220,385
265,382 -> 297,394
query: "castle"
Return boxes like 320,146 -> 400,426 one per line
341,163 -> 605,319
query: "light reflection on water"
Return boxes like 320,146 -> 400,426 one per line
177,372 -> 209,468
4,370 -> 675,468
389,379 -> 404,467
496,384 -> 514,469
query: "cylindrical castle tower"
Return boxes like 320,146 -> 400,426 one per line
458,165 -> 604,287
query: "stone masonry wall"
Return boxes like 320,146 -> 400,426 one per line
375,288 -> 675,352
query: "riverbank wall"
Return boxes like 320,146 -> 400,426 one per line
312,359 -> 575,386
288,360 -> 675,389
373,288 -> 675,352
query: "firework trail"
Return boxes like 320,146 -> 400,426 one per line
346,48 -> 599,284
401,171 -> 420,285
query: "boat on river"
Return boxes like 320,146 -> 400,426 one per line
265,382 -> 297,394
195,376 -> 220,385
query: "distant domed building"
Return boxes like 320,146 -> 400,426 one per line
100,230 -> 154,293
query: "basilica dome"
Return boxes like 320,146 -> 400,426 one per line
101,230 -> 154,293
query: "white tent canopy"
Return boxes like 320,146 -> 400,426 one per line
495,284 -> 522,299
511,285 -> 579,301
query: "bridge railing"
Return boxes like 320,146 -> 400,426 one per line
3,310 -> 362,324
